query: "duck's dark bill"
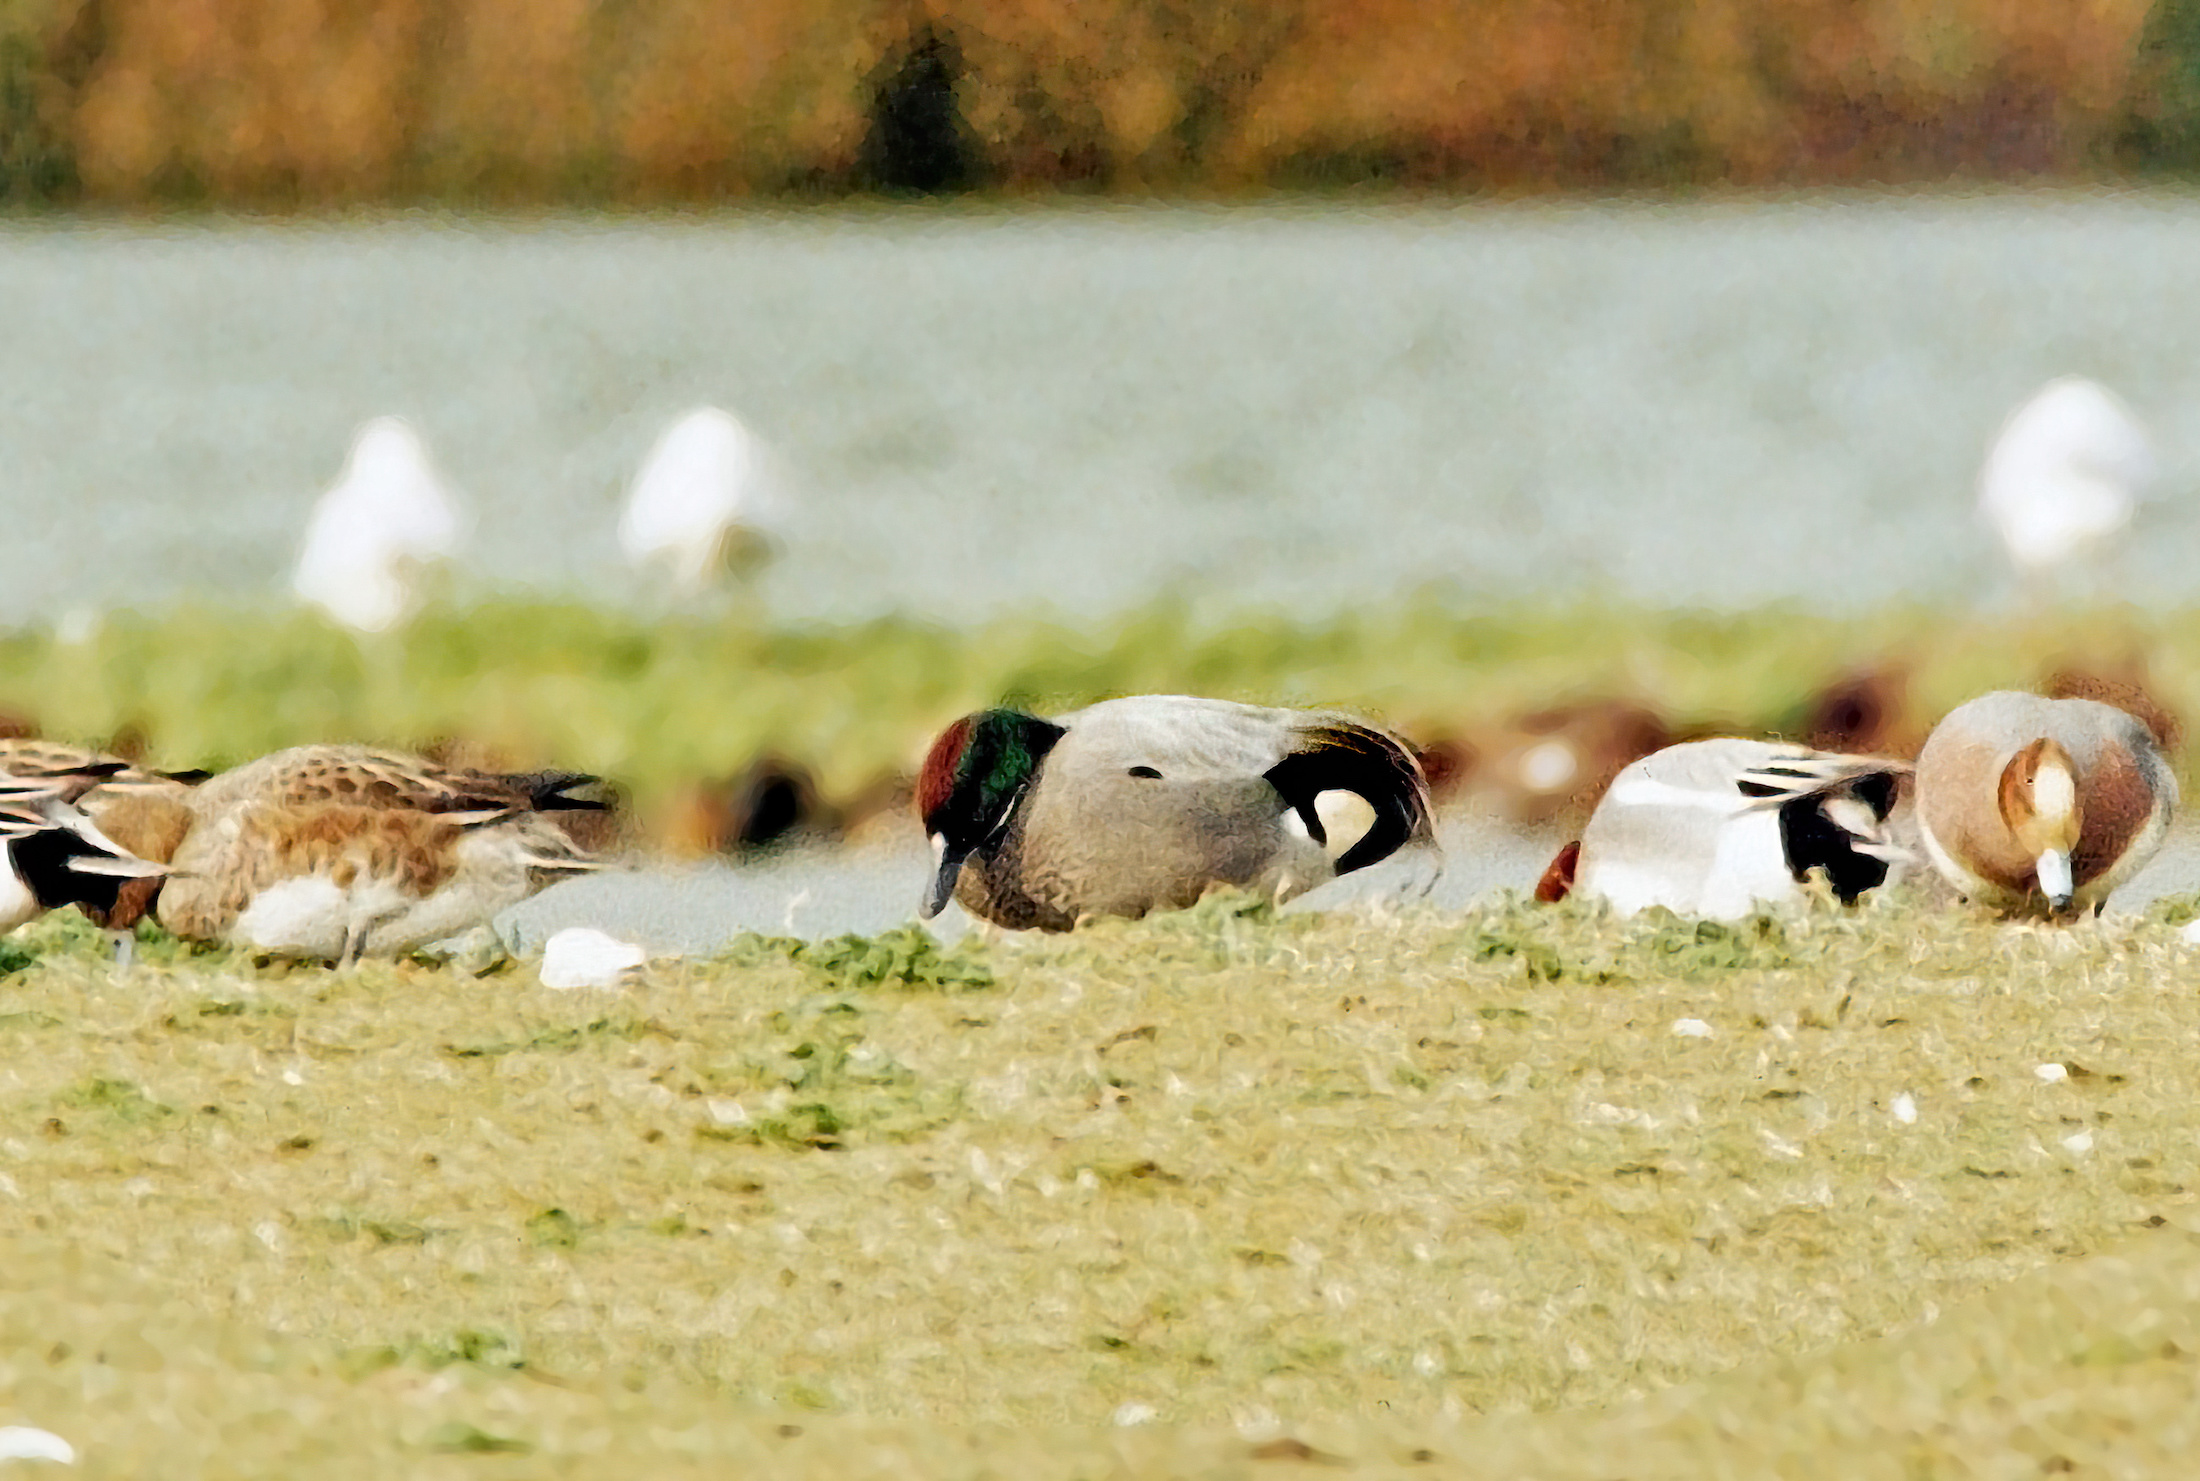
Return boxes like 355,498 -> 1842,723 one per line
922,840 -> 966,919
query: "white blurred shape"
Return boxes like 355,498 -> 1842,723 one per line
540,926 -> 647,990
1891,1091 -> 1917,1124
52,607 -> 100,647
619,408 -> 775,594
1978,378 -> 2156,579
0,1427 -> 74,1464
292,417 -> 465,632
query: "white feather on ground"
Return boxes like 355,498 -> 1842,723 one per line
0,1425 -> 75,1464
540,926 -> 649,989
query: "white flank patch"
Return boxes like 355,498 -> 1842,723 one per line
1311,789 -> 1377,860
1701,807 -> 1794,919
2035,1062 -> 2070,1083
1671,1018 -> 1713,1039
541,927 -> 647,990
233,876 -> 350,958
1578,858 -> 1680,919
1891,1092 -> 1917,1125
0,1426 -> 75,1464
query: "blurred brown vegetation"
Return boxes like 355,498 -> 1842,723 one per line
3,0 -> 2200,204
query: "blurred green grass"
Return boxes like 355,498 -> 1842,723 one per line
4,596 -> 2191,815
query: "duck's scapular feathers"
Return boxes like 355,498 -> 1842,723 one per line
916,696 -> 1436,930
0,740 -> 203,938
0,773 -> 168,933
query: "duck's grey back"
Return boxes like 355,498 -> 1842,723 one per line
1052,696 -> 1314,777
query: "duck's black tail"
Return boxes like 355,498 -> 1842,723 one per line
1265,721 -> 1436,875
1735,751 -> 1911,904
499,770 -> 611,813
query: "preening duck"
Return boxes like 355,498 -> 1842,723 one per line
916,696 -> 1436,930
1551,738 -> 1909,919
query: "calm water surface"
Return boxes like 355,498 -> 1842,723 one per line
5,193 -> 2199,630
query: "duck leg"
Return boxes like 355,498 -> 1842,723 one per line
338,904 -> 408,969
107,929 -> 134,969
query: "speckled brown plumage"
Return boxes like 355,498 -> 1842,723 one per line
186,746 -> 600,820
155,745 -> 605,962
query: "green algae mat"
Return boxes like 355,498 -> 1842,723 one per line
2,890 -> 2199,1476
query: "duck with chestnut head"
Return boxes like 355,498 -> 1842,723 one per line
1914,691 -> 2174,916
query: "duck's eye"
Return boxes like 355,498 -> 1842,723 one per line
1128,766 -> 1162,780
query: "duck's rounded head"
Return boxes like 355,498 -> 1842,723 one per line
915,709 -> 1066,918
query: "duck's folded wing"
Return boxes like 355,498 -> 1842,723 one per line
0,792 -> 167,876
0,743 -> 135,802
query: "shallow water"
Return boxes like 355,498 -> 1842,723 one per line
11,192 -> 2200,631
500,808 -> 1542,952
498,810 -> 2200,951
